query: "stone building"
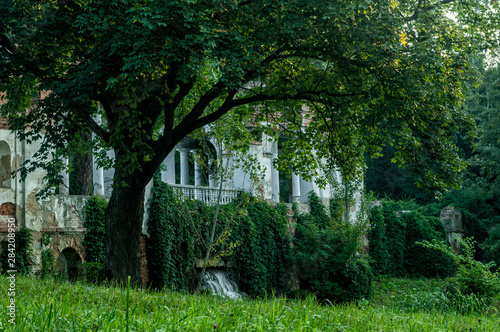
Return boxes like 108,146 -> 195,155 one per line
0,109 -> 363,278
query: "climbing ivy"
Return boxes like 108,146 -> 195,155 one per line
293,191 -> 372,303
231,196 -> 292,297
146,173 -> 197,291
367,201 -> 456,278
367,206 -> 390,276
40,234 -> 55,278
0,227 -> 35,275
147,174 -> 293,296
382,205 -> 406,277
82,196 -> 107,264
403,211 -> 456,277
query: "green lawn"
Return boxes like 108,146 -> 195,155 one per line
0,275 -> 499,331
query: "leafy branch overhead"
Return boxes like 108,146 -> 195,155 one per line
1,0 -> 498,283
1,0 -> 497,189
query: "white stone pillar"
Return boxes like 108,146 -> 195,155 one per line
162,150 -> 176,184
292,172 -> 301,203
59,158 -> 69,195
271,152 -> 280,203
208,158 -> 216,187
92,114 -> 105,196
179,148 -> 190,185
92,157 -> 105,196
193,153 -> 202,187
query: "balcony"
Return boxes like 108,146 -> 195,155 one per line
169,184 -> 240,205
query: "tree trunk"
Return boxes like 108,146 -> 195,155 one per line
75,131 -> 92,195
105,165 -> 147,286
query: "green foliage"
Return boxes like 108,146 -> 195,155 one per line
232,197 -> 293,297
294,195 -> 372,303
1,227 -> 35,275
461,209 -> 489,261
402,212 -> 456,278
146,175 -> 293,296
2,0 -> 498,282
82,196 -> 107,264
481,223 -> 500,267
294,220 -> 372,303
146,174 -> 197,291
367,206 -> 390,275
382,205 -> 406,277
40,234 -> 55,278
81,262 -> 105,284
368,202 -> 456,278
308,191 -> 329,228
419,237 -> 500,313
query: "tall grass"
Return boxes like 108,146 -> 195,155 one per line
0,275 -> 499,331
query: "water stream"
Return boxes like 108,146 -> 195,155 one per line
202,269 -> 241,299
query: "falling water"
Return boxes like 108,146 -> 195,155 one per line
202,269 -> 241,299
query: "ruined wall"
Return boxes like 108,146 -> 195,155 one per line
440,206 -> 464,253
1,126 -> 90,274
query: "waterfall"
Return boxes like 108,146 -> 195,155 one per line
202,269 -> 241,299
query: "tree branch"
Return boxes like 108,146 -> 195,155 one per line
404,0 -> 457,22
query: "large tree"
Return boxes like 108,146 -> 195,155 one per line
1,0 -> 498,284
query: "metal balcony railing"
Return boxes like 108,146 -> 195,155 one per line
169,184 -> 240,205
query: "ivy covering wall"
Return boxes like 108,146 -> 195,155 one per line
146,174 -> 292,296
293,192 -> 373,303
368,202 -> 456,278
0,227 -> 34,275
82,196 -> 107,265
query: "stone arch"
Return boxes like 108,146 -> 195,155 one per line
56,247 -> 82,281
0,140 -> 11,189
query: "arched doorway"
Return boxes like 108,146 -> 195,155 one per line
57,248 -> 82,281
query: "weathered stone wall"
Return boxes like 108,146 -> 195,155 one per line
0,194 -> 89,273
440,206 -> 464,253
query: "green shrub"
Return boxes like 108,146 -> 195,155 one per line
481,223 -> 500,267
294,221 -> 372,303
367,206 -> 390,275
81,262 -> 105,284
383,205 -> 406,276
419,237 -> 500,313
146,174 -> 197,291
308,191 -> 329,228
403,211 -> 456,277
40,234 -> 55,278
447,238 -> 500,298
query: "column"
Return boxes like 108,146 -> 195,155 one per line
193,153 -> 202,187
179,148 -> 190,185
92,157 -> 105,196
92,114 -> 105,195
162,150 -> 176,184
59,158 -> 69,195
291,172 -> 301,203
208,158 -> 216,188
271,152 -> 280,203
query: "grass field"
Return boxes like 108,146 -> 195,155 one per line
1,275 -> 499,331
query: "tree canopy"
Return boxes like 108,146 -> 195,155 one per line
1,0 -> 498,283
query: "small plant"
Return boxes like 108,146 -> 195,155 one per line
418,237 -> 500,313
40,234 -> 56,278
81,262 -> 105,284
